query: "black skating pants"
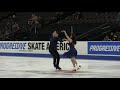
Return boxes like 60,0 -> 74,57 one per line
49,49 -> 60,68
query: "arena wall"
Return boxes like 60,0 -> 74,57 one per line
0,41 -> 120,60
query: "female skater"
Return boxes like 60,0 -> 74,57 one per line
62,30 -> 81,71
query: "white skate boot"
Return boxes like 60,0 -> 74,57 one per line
75,64 -> 81,71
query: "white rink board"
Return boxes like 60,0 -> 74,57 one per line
76,41 -> 87,55
0,41 -> 120,60
0,41 -> 87,55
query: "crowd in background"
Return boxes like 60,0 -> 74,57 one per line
103,32 -> 119,41
5,14 -> 19,35
0,12 -> 120,41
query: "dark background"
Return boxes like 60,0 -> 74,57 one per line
0,0 -> 119,41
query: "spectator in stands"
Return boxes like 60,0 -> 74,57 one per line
28,14 -> 32,24
103,31 -> 119,41
28,13 -> 40,34
28,14 -> 39,26
8,14 -> 17,23
31,14 -> 39,24
12,14 -> 16,22
12,22 -> 19,31
75,12 -> 82,20
103,35 -> 112,41
112,35 -> 118,41
5,20 -> 12,31
108,32 -> 115,40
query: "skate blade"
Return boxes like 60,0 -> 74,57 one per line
56,69 -> 62,71
77,66 -> 82,70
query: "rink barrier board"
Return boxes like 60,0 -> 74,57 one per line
88,42 -> 120,55
0,52 -> 120,61
0,41 -> 120,60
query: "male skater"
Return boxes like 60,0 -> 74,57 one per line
49,30 -> 62,70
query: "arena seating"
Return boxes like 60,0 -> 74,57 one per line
0,12 -> 119,41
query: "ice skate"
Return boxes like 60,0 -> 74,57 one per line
56,66 -> 62,70
77,65 -> 81,70
72,67 -> 77,71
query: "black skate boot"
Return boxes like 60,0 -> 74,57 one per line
56,66 -> 62,70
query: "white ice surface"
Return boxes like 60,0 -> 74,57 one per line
0,56 -> 120,78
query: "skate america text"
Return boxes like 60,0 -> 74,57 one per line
28,42 -> 69,50
0,43 -> 26,49
89,45 -> 120,52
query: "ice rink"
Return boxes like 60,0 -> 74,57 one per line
0,56 -> 120,78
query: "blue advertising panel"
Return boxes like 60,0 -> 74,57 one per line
88,42 -> 120,55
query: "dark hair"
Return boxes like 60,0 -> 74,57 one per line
71,34 -> 77,45
51,30 -> 59,34
51,30 -> 55,34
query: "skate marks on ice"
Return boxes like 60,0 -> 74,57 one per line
0,56 -> 90,78
56,70 -> 81,73
19,69 -> 90,75
0,56 -> 120,78
0,67 -> 90,78
55,70 -> 92,75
